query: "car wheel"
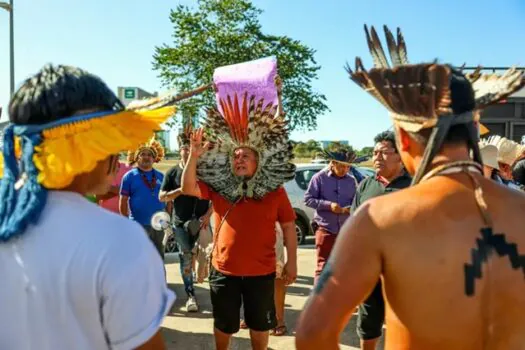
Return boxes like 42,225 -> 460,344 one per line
295,218 -> 308,246
164,235 -> 178,253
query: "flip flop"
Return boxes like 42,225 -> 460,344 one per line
270,325 -> 287,336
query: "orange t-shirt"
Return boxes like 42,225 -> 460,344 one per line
198,182 -> 296,276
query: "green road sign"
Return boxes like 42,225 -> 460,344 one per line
124,88 -> 136,99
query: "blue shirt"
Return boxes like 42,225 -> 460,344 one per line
120,168 -> 165,226
304,168 -> 357,234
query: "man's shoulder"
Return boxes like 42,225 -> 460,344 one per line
356,175 -> 376,190
165,165 -> 181,176
311,168 -> 329,180
43,193 -> 147,243
154,168 -> 164,178
123,167 -> 138,178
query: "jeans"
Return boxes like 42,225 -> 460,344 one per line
174,224 -> 199,297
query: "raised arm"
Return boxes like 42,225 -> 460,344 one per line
295,201 -> 382,349
181,128 -> 208,198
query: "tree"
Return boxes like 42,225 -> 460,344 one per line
358,146 -> 374,157
153,0 -> 328,130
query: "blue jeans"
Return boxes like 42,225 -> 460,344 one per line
174,224 -> 199,297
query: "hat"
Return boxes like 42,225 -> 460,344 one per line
478,143 -> 499,169
197,57 -> 296,202
484,135 -> 523,166
320,149 -> 356,166
127,137 -> 165,165
0,65 -> 210,242
345,25 -> 525,184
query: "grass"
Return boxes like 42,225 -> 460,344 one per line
156,158 -> 374,174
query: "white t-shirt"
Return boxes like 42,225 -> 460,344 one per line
0,191 -> 175,350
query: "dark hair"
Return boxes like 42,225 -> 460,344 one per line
9,64 -> 124,125
374,130 -> 398,153
512,158 -> 525,185
408,66 -> 476,146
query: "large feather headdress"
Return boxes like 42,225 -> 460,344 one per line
0,65 -> 208,242
346,25 -> 525,184
198,92 -> 295,202
195,57 -> 295,202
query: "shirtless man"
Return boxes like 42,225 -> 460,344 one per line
296,25 -> 525,350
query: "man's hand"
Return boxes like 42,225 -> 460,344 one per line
190,128 -> 209,158
330,202 -> 343,214
342,207 -> 351,215
283,261 -> 297,286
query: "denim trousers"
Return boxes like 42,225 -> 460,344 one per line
174,224 -> 199,297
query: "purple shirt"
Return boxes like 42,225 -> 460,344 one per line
304,168 -> 357,234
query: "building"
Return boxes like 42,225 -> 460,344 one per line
318,140 -> 349,150
463,67 -> 525,143
117,87 -> 158,107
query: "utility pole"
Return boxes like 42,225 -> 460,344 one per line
0,0 -> 14,96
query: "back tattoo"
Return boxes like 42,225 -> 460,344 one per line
464,227 -> 525,296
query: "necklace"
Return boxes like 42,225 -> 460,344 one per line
138,169 -> 157,197
420,160 -> 483,182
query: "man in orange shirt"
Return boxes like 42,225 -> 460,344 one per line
181,57 -> 297,350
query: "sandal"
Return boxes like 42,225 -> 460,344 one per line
270,324 -> 287,336
240,319 -> 248,329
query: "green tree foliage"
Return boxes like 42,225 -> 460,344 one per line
293,139 -> 323,158
357,146 -> 374,157
153,0 -> 328,131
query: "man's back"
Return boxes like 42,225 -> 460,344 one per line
374,173 -> 525,349
0,191 -> 174,350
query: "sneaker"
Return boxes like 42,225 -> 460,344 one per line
186,296 -> 199,312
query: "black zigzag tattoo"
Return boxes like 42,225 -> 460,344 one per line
464,227 -> 525,296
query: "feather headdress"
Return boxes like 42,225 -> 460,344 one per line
319,149 -> 356,166
483,135 -> 524,165
0,66 -> 208,242
127,137 -> 166,165
198,92 -> 295,202
346,25 -> 525,184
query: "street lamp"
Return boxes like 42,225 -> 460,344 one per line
0,0 -> 14,97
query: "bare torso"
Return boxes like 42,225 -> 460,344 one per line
374,173 -> 525,349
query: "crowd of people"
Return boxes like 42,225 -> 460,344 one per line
1,24 -> 525,350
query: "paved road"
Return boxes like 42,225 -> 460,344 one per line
161,242 -> 385,349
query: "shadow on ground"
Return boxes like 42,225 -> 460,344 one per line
162,327 -> 278,350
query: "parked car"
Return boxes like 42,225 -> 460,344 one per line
284,163 -> 374,245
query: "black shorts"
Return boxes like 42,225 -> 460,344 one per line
209,267 -> 276,334
357,280 -> 385,340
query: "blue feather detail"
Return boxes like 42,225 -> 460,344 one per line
0,131 -> 47,242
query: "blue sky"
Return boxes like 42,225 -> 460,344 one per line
1,0 -> 524,149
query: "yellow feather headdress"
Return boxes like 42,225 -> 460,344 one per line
127,137 -> 166,165
0,80 -> 210,242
